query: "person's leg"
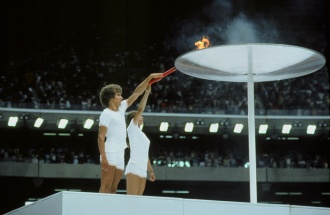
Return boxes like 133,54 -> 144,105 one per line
110,168 -> 124,193
99,165 -> 116,193
137,178 -> 147,195
126,173 -> 141,195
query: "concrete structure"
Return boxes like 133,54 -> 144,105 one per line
5,191 -> 330,215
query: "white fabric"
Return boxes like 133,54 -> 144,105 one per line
99,100 -> 128,152
125,162 -> 147,178
126,119 -> 150,170
100,150 -> 125,170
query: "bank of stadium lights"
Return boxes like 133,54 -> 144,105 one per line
8,116 -> 18,127
34,118 -> 44,128
282,124 -> 292,134
159,122 -> 169,132
83,119 -> 94,129
233,123 -> 243,133
58,119 -> 69,129
184,122 -> 194,132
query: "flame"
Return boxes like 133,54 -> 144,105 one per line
195,35 -> 211,50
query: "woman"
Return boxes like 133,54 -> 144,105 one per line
125,84 -> 155,195
98,73 -> 162,194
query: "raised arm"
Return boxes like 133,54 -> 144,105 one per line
133,84 -> 151,124
126,73 -> 162,107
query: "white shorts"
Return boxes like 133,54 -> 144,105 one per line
100,150 -> 125,170
125,162 -> 147,178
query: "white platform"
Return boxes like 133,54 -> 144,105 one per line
5,191 -> 330,215
174,43 -> 326,82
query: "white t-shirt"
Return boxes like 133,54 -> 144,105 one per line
99,100 -> 128,152
127,119 -> 150,169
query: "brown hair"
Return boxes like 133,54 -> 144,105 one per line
126,111 -> 137,126
99,84 -> 122,107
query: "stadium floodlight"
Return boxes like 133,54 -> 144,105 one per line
306,125 -> 316,134
83,119 -> 94,129
233,123 -> 243,133
8,116 -> 18,127
34,118 -> 44,128
184,122 -> 194,132
159,122 -> 169,132
259,124 -> 268,134
209,123 -> 219,133
58,119 -> 68,129
282,124 -> 292,134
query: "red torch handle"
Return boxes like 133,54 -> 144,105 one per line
149,67 -> 177,84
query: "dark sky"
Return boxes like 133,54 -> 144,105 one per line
0,0 -> 328,66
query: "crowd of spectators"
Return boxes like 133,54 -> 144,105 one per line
0,145 -> 328,169
0,146 -> 94,165
0,38 -> 329,115
151,146 -> 329,169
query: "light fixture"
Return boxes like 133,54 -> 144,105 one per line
58,119 -> 69,129
43,133 -> 57,136
58,133 -> 71,136
209,123 -> 219,133
282,124 -> 292,134
233,123 -> 243,133
306,125 -> 316,134
83,119 -> 94,129
184,122 -> 194,132
293,121 -> 302,127
159,122 -> 169,132
19,114 -> 30,120
220,119 -> 231,126
195,119 -> 204,125
34,118 -> 44,128
8,116 -> 18,127
259,124 -> 268,134
318,121 -> 327,127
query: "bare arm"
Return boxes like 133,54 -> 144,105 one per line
98,126 -> 109,171
133,84 -> 151,124
126,73 -> 162,107
147,158 -> 155,182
